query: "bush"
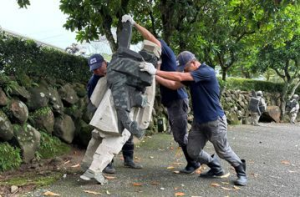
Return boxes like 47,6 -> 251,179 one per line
37,132 -> 70,159
219,77 -> 284,93
0,142 -> 22,171
0,31 -> 89,83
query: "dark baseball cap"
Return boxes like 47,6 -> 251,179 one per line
176,51 -> 196,72
88,54 -> 104,71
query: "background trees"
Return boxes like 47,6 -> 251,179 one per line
16,0 -> 300,112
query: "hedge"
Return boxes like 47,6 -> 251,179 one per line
0,31 -> 89,83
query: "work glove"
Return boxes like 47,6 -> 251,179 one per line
139,62 -> 157,75
121,14 -> 135,25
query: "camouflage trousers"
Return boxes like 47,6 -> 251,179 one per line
289,112 -> 298,124
250,112 -> 260,126
81,129 -> 131,174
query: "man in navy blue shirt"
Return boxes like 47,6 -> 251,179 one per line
139,51 -> 247,186
122,15 -> 200,174
86,54 -> 142,174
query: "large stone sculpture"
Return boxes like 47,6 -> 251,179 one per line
106,21 -> 159,138
80,20 -> 160,184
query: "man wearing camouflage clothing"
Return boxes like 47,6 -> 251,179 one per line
286,94 -> 299,124
248,91 -> 267,126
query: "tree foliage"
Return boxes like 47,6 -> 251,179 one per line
14,0 -> 300,85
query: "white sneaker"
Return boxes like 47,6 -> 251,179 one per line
80,170 -> 94,181
80,170 -> 107,185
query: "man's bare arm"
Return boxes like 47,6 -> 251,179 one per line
155,76 -> 184,90
134,23 -> 161,47
156,70 -> 194,82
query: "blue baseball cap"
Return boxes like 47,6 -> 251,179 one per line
88,54 -> 104,71
176,51 -> 196,72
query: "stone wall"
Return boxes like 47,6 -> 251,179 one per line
220,90 -> 283,124
0,76 -> 297,164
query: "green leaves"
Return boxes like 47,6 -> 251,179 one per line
17,0 -> 30,8
0,142 -> 22,171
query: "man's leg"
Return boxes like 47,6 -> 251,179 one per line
80,130 -> 131,184
186,122 -> 225,178
81,129 -> 102,171
167,99 -> 200,174
122,135 -> 143,169
290,113 -> 296,124
209,116 -> 247,186
254,113 -> 260,126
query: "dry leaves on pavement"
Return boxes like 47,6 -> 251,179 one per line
175,192 -> 185,196
132,182 -> 143,187
43,191 -> 60,196
83,190 -> 101,195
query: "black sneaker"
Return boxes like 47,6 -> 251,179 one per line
103,164 -> 116,174
180,163 -> 201,174
199,169 -> 225,178
124,160 -> 143,169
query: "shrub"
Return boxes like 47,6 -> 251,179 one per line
0,142 -> 22,171
0,31 -> 89,83
219,77 -> 284,93
37,132 -> 70,159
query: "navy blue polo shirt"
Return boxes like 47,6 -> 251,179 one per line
185,64 -> 224,124
159,40 -> 188,107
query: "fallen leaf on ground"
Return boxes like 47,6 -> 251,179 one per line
167,166 -> 175,170
221,186 -> 232,191
83,190 -> 101,195
173,170 -> 180,174
251,173 -> 259,178
149,156 -> 154,159
288,170 -> 297,173
104,175 -> 116,180
71,164 -> 80,168
132,182 -> 143,186
220,172 -> 230,178
233,185 -> 240,190
43,191 -> 60,196
63,160 -> 70,165
106,190 -> 111,194
210,182 -> 220,187
175,192 -> 185,196
281,160 -> 290,165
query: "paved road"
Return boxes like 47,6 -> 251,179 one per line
23,123 -> 300,197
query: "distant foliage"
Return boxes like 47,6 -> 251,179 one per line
0,31 -> 89,83
228,78 -> 284,92
0,142 -> 22,171
219,77 -> 285,93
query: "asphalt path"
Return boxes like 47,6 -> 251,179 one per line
22,123 -> 300,197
